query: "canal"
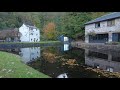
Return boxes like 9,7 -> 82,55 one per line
1,43 -> 120,78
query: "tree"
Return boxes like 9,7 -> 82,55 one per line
43,22 -> 57,40
0,12 -> 109,40
61,12 -> 92,40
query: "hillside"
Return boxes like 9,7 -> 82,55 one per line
0,12 -> 110,40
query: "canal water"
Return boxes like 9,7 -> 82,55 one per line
1,43 -> 120,78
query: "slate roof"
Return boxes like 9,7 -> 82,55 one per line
24,22 -> 37,29
85,12 -> 120,25
24,21 -> 34,26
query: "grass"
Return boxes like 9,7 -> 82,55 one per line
0,41 -> 61,44
0,51 -> 50,78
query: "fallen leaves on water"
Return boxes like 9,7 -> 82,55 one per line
43,52 -> 57,63
62,59 -> 79,66
85,67 -> 120,78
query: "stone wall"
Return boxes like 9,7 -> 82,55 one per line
85,18 -> 120,43
71,41 -> 120,52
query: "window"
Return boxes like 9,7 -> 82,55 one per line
30,33 -> 33,35
64,37 -> 69,41
29,27 -> 33,30
34,38 -> 36,42
107,19 -> 115,26
31,39 -> 32,41
36,39 -> 38,42
95,22 -> 100,28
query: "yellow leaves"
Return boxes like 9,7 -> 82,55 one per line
43,52 -> 57,63
62,59 -> 79,66
43,22 -> 56,40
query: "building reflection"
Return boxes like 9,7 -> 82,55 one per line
85,49 -> 120,72
60,44 -> 71,52
0,48 -> 20,55
19,47 -> 40,64
57,73 -> 68,78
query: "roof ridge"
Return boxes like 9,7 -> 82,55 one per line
88,12 -> 113,22
85,12 -> 120,25
96,12 -> 116,19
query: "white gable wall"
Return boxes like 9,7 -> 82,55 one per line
19,24 -> 30,42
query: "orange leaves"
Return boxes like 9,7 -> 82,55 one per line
43,52 -> 57,63
62,59 -> 79,66
43,22 -> 56,40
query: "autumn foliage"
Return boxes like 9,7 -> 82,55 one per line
43,22 -> 57,40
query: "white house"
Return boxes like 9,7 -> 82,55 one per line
0,23 -> 40,42
85,12 -> 120,43
19,23 -> 40,42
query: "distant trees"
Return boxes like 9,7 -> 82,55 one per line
0,12 -> 109,40
60,12 -> 92,40
60,12 -> 109,40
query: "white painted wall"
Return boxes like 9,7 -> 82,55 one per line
29,28 -> 40,42
19,24 -> 29,42
19,24 -> 40,42
64,37 -> 69,41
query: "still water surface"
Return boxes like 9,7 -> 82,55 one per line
1,44 -> 120,78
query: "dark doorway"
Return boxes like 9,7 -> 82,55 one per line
34,38 -> 36,42
112,33 -> 120,42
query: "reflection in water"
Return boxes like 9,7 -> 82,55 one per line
64,44 -> 69,51
85,49 -> 120,73
2,43 -> 118,78
57,73 -> 68,78
19,47 -> 40,63
28,46 -> 103,78
59,44 -> 70,52
0,47 -> 41,64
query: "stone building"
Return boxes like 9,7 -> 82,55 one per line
85,12 -> 120,43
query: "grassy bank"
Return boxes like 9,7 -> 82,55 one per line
0,51 -> 50,78
0,41 -> 61,44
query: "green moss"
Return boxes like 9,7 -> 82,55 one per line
0,51 -> 50,78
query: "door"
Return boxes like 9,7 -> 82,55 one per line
112,33 -> 118,42
34,38 -> 36,42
